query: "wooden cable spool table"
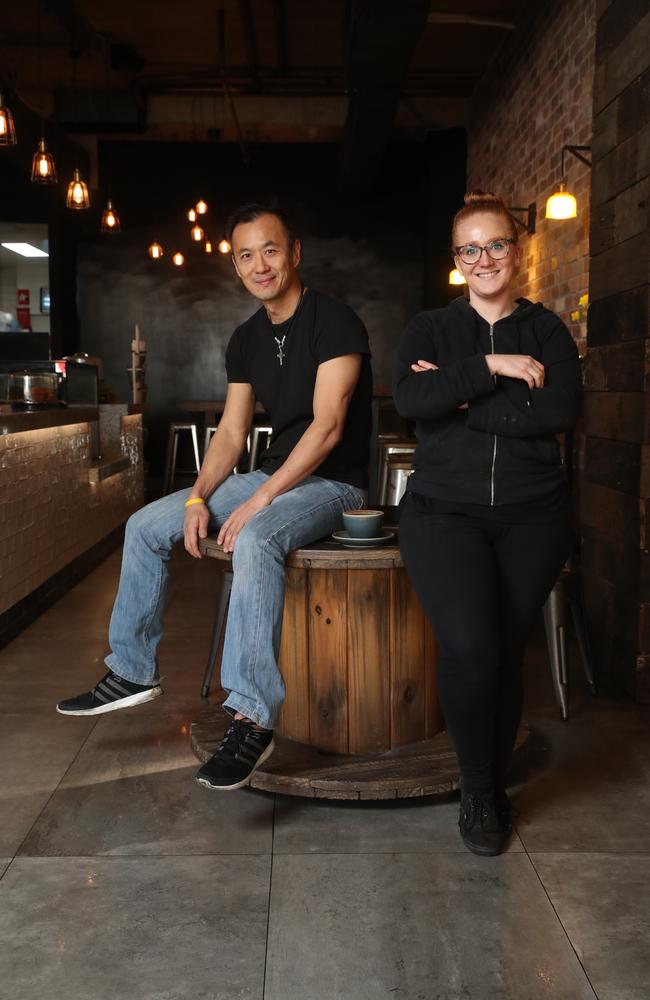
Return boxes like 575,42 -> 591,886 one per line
191,530 -> 529,800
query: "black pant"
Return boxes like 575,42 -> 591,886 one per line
399,493 -> 572,793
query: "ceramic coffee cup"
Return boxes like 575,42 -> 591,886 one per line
342,509 -> 384,538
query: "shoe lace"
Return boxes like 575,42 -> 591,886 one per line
460,793 -> 498,831
216,719 -> 249,763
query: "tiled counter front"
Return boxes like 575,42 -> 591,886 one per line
0,413 -> 144,616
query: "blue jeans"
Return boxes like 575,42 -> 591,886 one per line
106,472 -> 365,728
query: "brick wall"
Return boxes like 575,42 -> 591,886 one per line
580,0 -> 650,700
0,415 -> 143,616
466,0 -> 595,355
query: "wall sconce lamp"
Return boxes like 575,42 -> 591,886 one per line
449,268 -> 466,286
546,145 -> 592,219
507,202 -> 536,235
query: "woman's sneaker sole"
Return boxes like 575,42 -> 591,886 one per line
195,739 -> 275,791
56,686 -> 163,716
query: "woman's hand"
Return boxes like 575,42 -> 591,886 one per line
411,359 -> 438,373
485,354 -> 545,389
184,503 -> 210,559
410,359 -> 468,409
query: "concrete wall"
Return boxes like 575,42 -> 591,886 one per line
77,138 -> 465,471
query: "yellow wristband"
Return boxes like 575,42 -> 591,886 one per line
184,497 -> 205,508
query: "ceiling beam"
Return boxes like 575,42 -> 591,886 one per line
238,0 -> 261,91
338,0 -> 431,193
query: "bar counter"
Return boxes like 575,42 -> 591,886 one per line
0,403 -> 145,628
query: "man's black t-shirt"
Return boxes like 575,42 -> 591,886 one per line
225,289 -> 372,489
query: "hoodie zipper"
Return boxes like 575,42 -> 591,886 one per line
489,323 -> 497,506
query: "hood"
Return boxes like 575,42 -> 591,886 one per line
448,294 -> 547,324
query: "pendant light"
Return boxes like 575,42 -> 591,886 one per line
148,242 -> 163,259
196,200 -> 208,214
545,144 -> 591,221
187,208 -> 197,222
190,224 -> 204,242
0,93 -> 17,146
204,241 -> 213,254
31,138 -> 57,183
101,199 -> 121,232
172,251 -> 185,267
218,239 -> 231,254
449,268 -> 466,286
66,168 -> 90,209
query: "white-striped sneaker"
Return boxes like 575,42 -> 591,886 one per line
56,671 -> 162,716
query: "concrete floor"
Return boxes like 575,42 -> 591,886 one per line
0,545 -> 649,1000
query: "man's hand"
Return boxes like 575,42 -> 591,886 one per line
217,491 -> 272,553
485,354 -> 545,389
184,503 -> 210,559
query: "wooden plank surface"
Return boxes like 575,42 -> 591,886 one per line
307,567 -> 349,752
390,566 -> 427,746
276,566 -> 310,744
190,704 -> 530,801
347,568 -> 389,753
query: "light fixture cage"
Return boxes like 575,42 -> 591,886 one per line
0,94 -> 17,146
172,251 -> 185,267
196,200 -> 208,214
205,241 -> 213,254
66,169 -> 90,209
148,242 -> 164,259
191,224 -> 205,242
218,239 -> 231,254
31,138 -> 57,184
101,200 -> 121,233
187,208 -> 197,222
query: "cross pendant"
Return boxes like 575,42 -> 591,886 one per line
275,337 -> 286,366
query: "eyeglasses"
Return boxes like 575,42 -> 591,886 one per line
454,237 -> 516,265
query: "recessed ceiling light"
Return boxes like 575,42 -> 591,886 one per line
1,242 -> 49,258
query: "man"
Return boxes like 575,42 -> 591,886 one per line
57,203 -> 372,791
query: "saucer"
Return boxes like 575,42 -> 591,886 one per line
332,529 -> 395,548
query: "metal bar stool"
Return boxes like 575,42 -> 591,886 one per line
543,566 -> 596,720
380,456 -> 415,506
378,438 -> 416,506
201,569 -> 234,700
163,422 -> 201,496
248,425 -> 272,472
203,425 -> 218,457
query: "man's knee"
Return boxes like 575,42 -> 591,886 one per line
232,520 -> 284,571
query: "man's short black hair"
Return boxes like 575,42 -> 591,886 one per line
225,201 -> 296,246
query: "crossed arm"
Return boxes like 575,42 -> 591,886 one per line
184,354 -> 362,556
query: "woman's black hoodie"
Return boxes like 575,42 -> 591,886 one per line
392,295 -> 582,508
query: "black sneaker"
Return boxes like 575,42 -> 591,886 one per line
458,788 -> 505,857
495,790 -> 519,835
56,671 -> 162,716
195,718 -> 275,791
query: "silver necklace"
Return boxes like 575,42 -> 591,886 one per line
269,285 -> 305,366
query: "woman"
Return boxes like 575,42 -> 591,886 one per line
393,190 -> 582,856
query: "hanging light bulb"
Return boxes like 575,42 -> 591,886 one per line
187,208 -> 197,222
66,168 -> 90,209
101,200 -> 121,233
0,93 -> 17,146
190,224 -> 204,242
30,138 -> 57,184
204,241 -> 213,254
449,268 -> 466,286
218,239 -> 231,254
545,183 -> 577,220
196,200 -> 208,215
172,251 -> 185,267
148,242 -> 163,259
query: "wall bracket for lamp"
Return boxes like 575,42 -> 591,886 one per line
560,144 -> 592,175
507,202 -> 536,236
